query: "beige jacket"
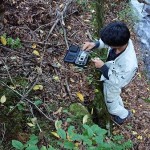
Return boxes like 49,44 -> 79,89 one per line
98,39 -> 138,88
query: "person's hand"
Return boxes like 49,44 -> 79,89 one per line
82,42 -> 95,50
91,57 -> 104,68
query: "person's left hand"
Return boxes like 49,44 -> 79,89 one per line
91,57 -> 104,68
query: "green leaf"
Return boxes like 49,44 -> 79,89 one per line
47,146 -> 56,150
66,118 -> 72,123
55,120 -> 62,130
40,145 -> 47,150
67,126 -> 75,137
91,124 -> 107,136
57,128 -> 66,140
82,136 -> 92,146
71,134 -> 83,141
12,140 -> 24,150
34,100 -> 42,106
64,141 -> 75,149
94,135 -> 104,144
26,145 -> 39,150
27,135 -> 38,145
113,135 -> 124,141
83,124 -> 94,138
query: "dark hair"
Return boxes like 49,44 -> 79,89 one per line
100,21 -> 130,46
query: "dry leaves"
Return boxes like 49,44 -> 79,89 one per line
76,92 -> 84,102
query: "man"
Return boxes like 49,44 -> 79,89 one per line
83,21 -> 138,124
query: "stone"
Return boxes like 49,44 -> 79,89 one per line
69,103 -> 93,124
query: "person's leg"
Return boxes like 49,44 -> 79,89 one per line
103,83 -> 128,119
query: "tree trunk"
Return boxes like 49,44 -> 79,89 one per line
95,0 -> 104,36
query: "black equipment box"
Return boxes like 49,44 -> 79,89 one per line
64,45 -> 89,67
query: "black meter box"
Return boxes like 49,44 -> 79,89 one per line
64,45 -> 89,67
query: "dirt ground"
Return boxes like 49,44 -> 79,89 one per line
0,0 -> 150,149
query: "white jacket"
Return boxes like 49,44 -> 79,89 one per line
98,39 -> 138,88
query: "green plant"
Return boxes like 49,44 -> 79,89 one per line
54,123 -> 133,150
144,97 -> 150,103
12,134 -> 55,150
7,37 -> 22,49
12,122 -> 133,150
76,0 -> 88,8
117,3 -> 139,27
0,33 -> 22,49
86,74 -> 94,84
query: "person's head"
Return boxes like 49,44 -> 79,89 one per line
100,21 -> 130,48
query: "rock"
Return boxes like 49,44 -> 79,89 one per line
69,103 -> 93,124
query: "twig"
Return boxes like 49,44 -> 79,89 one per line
64,78 -> 73,101
86,30 -> 93,41
21,75 -> 39,100
6,100 -> 22,116
111,118 -> 131,134
0,81 -> 54,122
0,44 -> 19,53
29,105 -> 42,132
22,40 -> 64,46
43,0 -> 74,42
1,59 -> 15,85
0,123 -> 6,144
34,8 -> 78,32
61,23 -> 69,49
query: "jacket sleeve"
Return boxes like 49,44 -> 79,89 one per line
94,39 -> 108,49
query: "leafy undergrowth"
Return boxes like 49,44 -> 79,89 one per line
0,0 -> 150,150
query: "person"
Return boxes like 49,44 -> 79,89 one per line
83,21 -> 138,124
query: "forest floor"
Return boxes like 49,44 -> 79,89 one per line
0,0 -> 150,150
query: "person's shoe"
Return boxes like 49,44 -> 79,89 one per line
114,111 -> 132,125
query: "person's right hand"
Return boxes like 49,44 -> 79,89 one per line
82,42 -> 95,51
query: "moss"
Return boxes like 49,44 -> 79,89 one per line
69,103 -> 93,125
69,103 -> 89,117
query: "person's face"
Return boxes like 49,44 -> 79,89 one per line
110,46 -> 123,49
109,44 -> 128,51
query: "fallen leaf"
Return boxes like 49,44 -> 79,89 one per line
32,50 -> 40,56
84,19 -> 90,23
53,75 -> 60,82
70,78 -> 75,82
131,109 -> 136,113
32,43 -> 37,49
0,95 -> 6,103
35,66 -> 42,75
94,89 -> 99,93
75,142 -> 80,147
59,4 -> 64,8
52,34 -> 58,37
51,132 -> 60,138
27,123 -> 35,127
91,10 -> 95,13
33,85 -> 43,90
67,135 -> 71,141
55,120 -> 62,130
132,131 -> 137,135
137,73 -> 141,78
31,117 -> 37,125
67,26 -> 72,30
53,107 -> 63,115
1,36 -> 7,45
91,108 -> 93,115
76,92 -> 84,102
137,135 -> 143,140
83,115 -> 88,124
40,30 -> 44,34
